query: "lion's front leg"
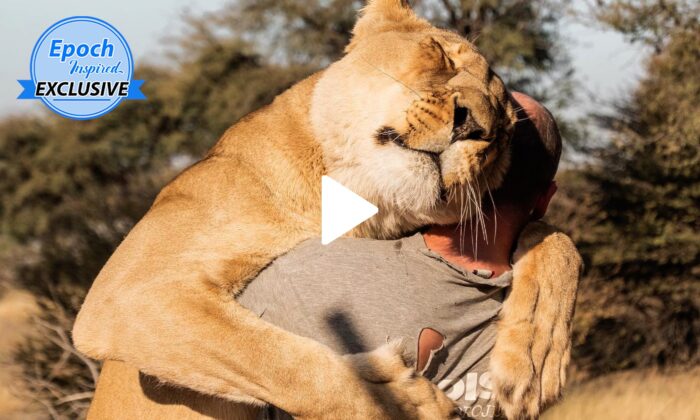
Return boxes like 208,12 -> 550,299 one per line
72,192 -> 455,420
489,221 -> 582,419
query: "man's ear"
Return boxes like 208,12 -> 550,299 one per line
531,181 -> 557,220
346,0 -> 425,52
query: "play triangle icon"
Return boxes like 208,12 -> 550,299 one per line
322,176 -> 378,245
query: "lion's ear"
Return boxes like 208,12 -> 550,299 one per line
363,0 -> 414,22
346,0 -> 428,53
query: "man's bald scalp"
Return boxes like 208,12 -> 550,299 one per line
493,92 -> 563,206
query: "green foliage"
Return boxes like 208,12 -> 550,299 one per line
547,0 -> 699,375
423,0 -> 571,91
591,28 -> 699,270
593,0 -> 699,51
591,0 -> 699,302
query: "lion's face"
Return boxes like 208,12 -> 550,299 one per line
310,0 -> 516,236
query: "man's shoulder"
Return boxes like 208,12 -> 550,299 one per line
288,232 -> 426,260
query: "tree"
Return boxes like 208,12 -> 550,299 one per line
549,0 -> 699,375
212,0 -> 575,104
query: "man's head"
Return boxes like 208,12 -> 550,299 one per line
490,92 -> 562,221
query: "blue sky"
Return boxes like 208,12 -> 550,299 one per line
0,0 -> 648,118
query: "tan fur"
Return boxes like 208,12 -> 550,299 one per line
74,1 -> 574,419
490,222 -> 583,419
88,361 -> 261,420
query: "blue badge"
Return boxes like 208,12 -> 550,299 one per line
18,16 -> 145,120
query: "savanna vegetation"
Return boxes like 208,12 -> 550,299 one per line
0,0 -> 697,418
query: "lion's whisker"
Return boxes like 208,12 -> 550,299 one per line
467,182 -> 478,258
359,57 -> 421,99
461,186 -> 468,255
459,186 -> 466,254
476,180 -> 487,245
486,181 -> 498,244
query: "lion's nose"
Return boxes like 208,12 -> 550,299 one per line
452,106 -> 486,143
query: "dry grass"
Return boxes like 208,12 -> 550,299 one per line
543,367 -> 700,420
0,287 -> 41,419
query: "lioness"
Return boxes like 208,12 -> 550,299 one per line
74,1 -> 581,419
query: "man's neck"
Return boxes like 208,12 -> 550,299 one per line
422,205 -> 527,276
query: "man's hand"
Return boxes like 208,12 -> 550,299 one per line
300,340 -> 456,420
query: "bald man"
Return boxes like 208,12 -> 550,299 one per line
237,93 -> 562,419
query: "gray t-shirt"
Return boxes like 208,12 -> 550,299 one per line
238,233 -> 511,419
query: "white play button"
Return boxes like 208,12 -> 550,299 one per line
322,176 -> 378,245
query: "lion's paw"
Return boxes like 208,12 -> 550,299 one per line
337,340 -> 457,420
489,329 -> 540,420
